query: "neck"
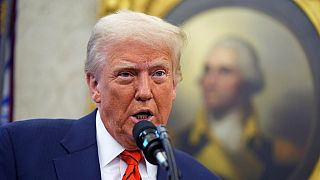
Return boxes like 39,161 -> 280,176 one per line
208,101 -> 251,122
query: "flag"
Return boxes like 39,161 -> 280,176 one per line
0,0 -> 16,125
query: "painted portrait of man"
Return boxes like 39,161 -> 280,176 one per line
166,1 -> 320,179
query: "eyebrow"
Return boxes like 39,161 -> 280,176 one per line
148,60 -> 171,69
112,61 -> 136,71
112,59 -> 171,71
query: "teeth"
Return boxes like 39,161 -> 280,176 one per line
136,114 -> 149,119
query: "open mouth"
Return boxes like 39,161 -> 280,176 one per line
132,111 -> 153,121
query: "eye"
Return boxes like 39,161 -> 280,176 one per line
203,65 -> 210,75
152,70 -> 167,83
117,71 -> 134,83
118,72 -> 133,78
219,67 -> 233,75
152,70 -> 166,77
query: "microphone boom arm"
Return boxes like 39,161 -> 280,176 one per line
157,125 -> 180,180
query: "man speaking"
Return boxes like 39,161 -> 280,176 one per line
0,10 -> 219,180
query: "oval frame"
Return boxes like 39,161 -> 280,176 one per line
165,0 -> 320,179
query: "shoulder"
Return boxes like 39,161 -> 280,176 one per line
175,125 -> 209,156
2,118 -> 75,128
0,119 -> 76,161
0,119 -> 75,143
174,149 -> 220,179
1,118 -> 75,131
0,119 -> 78,179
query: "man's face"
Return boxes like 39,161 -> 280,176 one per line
200,47 -> 243,112
87,41 -> 177,150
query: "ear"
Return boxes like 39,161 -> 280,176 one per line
86,73 -> 101,103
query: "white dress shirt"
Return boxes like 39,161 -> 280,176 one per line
96,110 -> 157,180
209,109 -> 244,153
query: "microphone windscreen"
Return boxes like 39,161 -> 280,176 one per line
132,120 -> 156,142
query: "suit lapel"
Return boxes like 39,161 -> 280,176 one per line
53,110 -> 101,180
157,166 -> 167,180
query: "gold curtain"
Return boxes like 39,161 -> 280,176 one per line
97,0 -> 181,18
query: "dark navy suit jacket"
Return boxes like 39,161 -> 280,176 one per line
0,110 -> 219,180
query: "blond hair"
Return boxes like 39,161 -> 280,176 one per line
85,10 -> 186,84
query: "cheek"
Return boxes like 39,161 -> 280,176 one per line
158,100 -> 172,123
200,76 -> 211,89
100,84 -> 135,127
101,83 -> 133,108
154,84 -> 175,125
221,78 -> 242,95
201,75 -> 219,93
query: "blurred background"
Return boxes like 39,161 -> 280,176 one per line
1,0 -> 319,179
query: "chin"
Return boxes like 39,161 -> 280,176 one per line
123,143 -> 139,150
206,103 -> 219,110
121,136 -> 139,150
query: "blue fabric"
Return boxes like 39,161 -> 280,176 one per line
0,110 -> 219,180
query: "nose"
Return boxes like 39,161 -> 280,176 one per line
203,72 -> 218,87
135,72 -> 153,101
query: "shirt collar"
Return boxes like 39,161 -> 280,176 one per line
95,110 -> 157,175
96,110 -> 124,167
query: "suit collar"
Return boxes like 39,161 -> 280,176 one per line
157,166 -> 167,179
60,110 -> 97,153
54,110 -> 101,180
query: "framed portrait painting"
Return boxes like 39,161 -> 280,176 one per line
166,0 -> 320,179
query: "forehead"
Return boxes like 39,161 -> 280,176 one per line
106,40 -> 172,64
205,47 -> 239,68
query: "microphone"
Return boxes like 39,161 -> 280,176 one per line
133,120 -> 168,169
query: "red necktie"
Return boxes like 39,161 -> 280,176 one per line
120,150 -> 142,180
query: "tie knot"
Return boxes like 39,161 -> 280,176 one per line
120,150 -> 142,166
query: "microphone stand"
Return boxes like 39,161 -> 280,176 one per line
157,125 -> 180,180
